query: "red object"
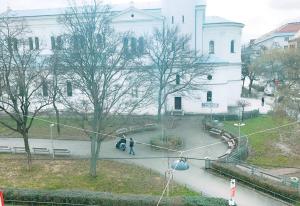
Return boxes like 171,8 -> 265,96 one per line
0,191 -> 4,206
230,187 -> 236,197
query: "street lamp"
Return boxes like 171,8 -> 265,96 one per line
234,123 -> 246,154
50,123 -> 55,159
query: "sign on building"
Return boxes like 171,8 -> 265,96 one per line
201,102 -> 219,108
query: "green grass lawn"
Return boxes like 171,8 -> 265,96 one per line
0,115 -> 157,140
223,115 -> 300,167
0,155 -> 198,197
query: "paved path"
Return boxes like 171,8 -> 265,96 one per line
0,117 -> 289,206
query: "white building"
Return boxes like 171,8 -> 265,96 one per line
252,22 -> 300,49
4,0 -> 244,114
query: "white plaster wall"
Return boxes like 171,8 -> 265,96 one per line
161,0 -> 197,49
203,25 -> 242,63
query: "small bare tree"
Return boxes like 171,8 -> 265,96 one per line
58,1 -> 150,176
145,26 -> 211,121
0,12 -> 50,169
237,100 -> 250,122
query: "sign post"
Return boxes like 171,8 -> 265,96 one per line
229,179 -> 236,206
0,191 -> 4,206
202,102 -> 219,121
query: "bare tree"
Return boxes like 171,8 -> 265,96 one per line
237,100 -> 250,122
145,26 -> 211,121
58,1 -> 149,176
0,12 -> 50,169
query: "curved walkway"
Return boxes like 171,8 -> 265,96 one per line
0,117 -> 289,206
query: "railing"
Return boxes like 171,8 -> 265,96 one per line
203,118 -> 299,191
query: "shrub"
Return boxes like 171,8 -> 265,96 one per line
210,163 -> 300,204
150,135 -> 184,150
3,188 -> 228,206
184,196 -> 228,206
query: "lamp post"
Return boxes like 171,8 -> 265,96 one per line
50,124 -> 55,159
234,123 -> 245,155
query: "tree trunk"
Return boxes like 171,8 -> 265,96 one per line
242,107 -> 245,122
53,101 -> 61,135
248,79 -> 254,94
90,135 -> 97,177
157,88 -> 163,122
242,78 -> 245,89
90,105 -> 100,177
23,131 -> 32,170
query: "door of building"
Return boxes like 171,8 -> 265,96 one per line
174,97 -> 182,110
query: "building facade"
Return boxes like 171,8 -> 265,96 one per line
4,0 -> 244,114
252,22 -> 300,50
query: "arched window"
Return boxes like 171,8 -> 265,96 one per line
209,41 -> 214,54
230,40 -> 235,53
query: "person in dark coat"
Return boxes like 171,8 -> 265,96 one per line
129,138 -> 135,155
261,96 -> 265,107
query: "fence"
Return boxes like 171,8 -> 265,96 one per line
203,109 -> 259,122
203,118 -> 299,192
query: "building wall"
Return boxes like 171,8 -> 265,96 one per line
254,34 -> 294,49
203,25 -> 242,63
8,0 -> 243,114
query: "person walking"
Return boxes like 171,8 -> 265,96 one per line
261,96 -> 265,107
129,138 -> 135,155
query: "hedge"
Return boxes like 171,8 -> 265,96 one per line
204,110 -> 259,122
210,162 -> 300,204
3,188 -> 228,206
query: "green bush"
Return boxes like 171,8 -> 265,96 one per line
150,135 -> 184,150
210,163 -> 300,204
3,188 -> 228,206
184,196 -> 228,206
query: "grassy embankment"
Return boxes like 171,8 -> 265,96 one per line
223,115 -> 300,167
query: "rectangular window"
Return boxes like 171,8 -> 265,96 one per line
56,36 -> 63,50
35,37 -> 39,50
29,37 -> 34,50
13,38 -> 18,51
51,36 -> 56,50
176,74 -> 180,85
42,81 -> 48,97
131,37 -> 137,55
6,38 -> 12,52
182,15 -> 185,23
67,81 -> 72,97
138,37 -> 145,55
96,34 -> 103,48
123,37 -> 129,57
174,97 -> 182,110
172,16 -> 174,24
207,91 -> 212,102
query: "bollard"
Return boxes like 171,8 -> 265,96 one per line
205,157 -> 211,169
